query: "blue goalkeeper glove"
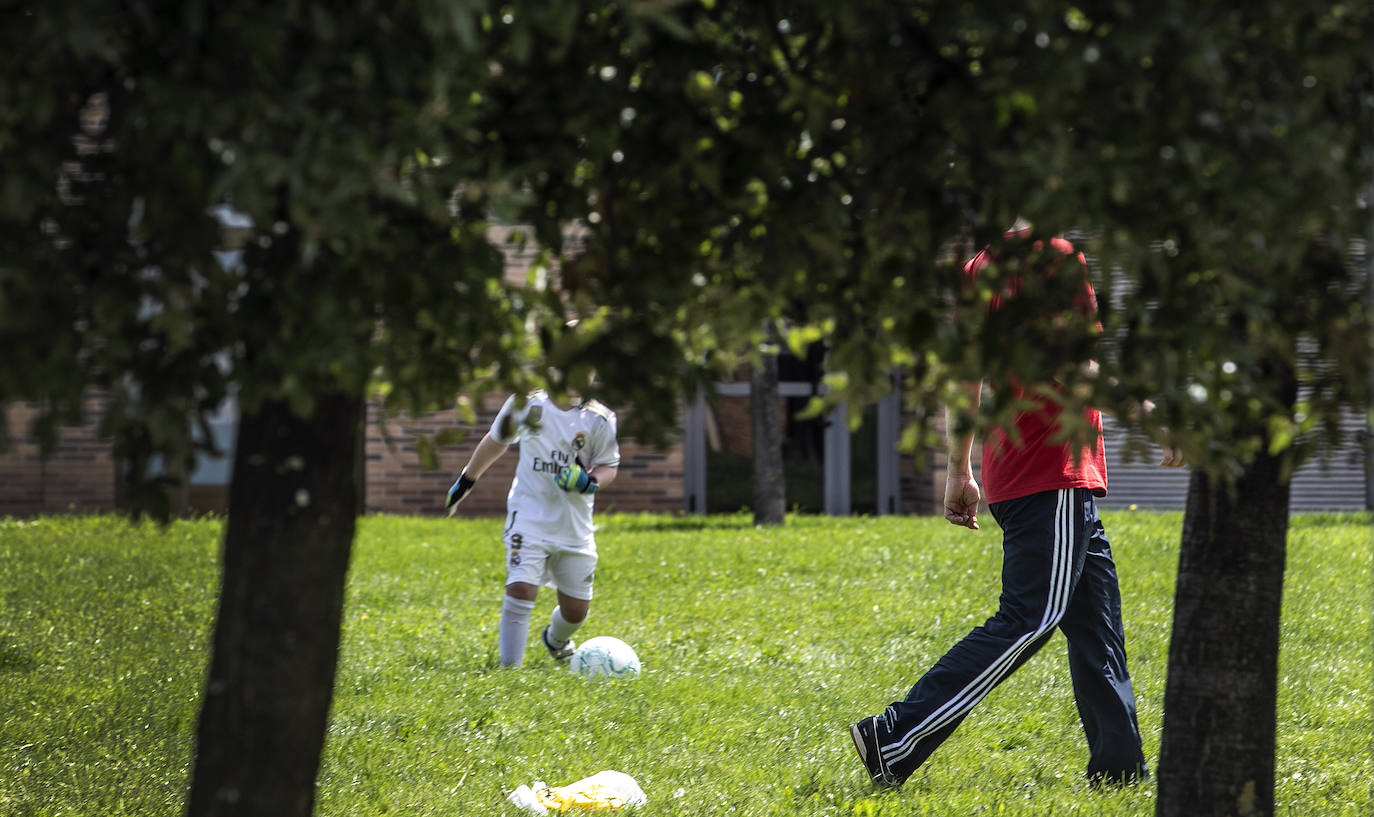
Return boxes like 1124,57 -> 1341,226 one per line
556,462 -> 598,494
446,471 -> 477,516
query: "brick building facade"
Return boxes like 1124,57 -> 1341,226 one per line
0,393 -> 697,518
0,397 -> 117,516
0,217 -> 958,519
363,394 -> 687,517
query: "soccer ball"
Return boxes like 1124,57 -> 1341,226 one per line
569,636 -> 641,680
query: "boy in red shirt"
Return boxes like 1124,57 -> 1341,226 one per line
850,226 -> 1183,788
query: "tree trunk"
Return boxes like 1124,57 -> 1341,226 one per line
1156,454 -> 1291,817
750,351 -> 785,525
186,389 -> 363,817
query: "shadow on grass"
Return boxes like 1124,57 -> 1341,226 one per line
0,643 -> 37,673
596,511 -> 917,534
597,512 -> 756,532
1287,511 -> 1373,529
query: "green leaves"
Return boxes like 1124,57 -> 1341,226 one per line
2,0 -> 1368,505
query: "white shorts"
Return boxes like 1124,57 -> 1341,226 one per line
504,534 -> 597,601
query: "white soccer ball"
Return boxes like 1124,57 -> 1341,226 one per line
569,636 -> 641,680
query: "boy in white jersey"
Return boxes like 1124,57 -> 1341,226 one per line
445,391 -> 620,667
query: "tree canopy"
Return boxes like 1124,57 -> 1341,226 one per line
477,1 -> 1371,465
4,2 -> 1367,479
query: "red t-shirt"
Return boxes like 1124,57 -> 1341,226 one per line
964,236 -> 1108,504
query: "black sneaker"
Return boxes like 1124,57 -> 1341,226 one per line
850,716 -> 900,789
541,626 -> 575,662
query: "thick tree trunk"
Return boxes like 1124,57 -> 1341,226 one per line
750,351 -> 785,525
1156,454 -> 1291,817
186,390 -> 363,817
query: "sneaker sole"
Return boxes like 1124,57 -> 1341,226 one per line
850,722 -> 869,767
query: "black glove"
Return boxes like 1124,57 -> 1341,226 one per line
446,471 -> 477,515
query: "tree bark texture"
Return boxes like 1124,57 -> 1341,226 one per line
750,352 -> 786,525
1156,456 -> 1291,817
186,390 -> 363,817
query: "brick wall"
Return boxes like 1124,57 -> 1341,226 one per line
363,396 -> 685,517
0,390 -> 942,518
602,435 -> 686,514
364,395 -> 499,516
0,397 -> 116,516
712,394 -> 765,456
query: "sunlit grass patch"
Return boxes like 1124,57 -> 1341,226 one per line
0,510 -> 1368,816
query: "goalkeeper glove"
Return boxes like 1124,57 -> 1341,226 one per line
556,462 -> 598,494
446,471 -> 477,516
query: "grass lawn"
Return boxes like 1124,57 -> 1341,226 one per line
0,511 -> 1369,816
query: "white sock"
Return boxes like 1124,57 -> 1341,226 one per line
547,605 -> 584,647
499,596 -> 536,667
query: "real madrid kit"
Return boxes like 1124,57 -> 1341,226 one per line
489,391 -> 620,600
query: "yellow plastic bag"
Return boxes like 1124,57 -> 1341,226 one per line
508,770 -> 647,813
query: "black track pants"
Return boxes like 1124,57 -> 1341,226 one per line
872,488 -> 1147,784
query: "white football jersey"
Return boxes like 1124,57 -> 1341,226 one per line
490,391 -> 620,550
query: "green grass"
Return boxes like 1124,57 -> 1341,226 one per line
0,511 -> 1369,816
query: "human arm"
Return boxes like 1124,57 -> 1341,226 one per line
446,432 -> 510,514
462,432 -> 510,480
1136,400 -> 1184,467
1056,349 -> 1183,469
589,463 -> 618,490
944,382 -> 983,530
1095,394 -> 1184,468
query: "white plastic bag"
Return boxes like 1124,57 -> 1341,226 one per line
507,784 -> 549,814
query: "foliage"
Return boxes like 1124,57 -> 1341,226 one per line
0,1 -> 557,513
477,0 -> 1372,470
2,2 -> 1368,504
1062,3 -> 1374,475
1,511 -> 1369,816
